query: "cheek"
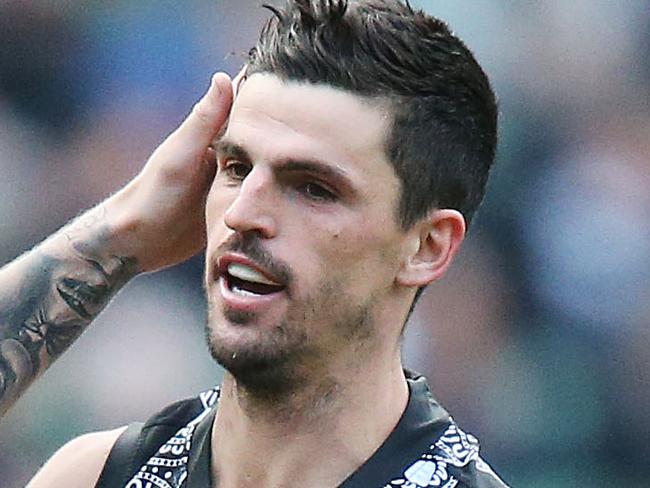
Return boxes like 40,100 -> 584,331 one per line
205,186 -> 236,233
310,223 -> 398,290
204,190 -> 238,265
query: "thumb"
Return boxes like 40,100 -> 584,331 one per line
170,72 -> 234,153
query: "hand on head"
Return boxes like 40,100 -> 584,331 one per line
105,72 -> 235,273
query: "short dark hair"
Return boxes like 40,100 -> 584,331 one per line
246,0 -> 498,230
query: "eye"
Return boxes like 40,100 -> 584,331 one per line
223,160 -> 251,180
300,182 -> 337,202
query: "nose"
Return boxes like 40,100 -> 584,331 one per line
223,167 -> 278,238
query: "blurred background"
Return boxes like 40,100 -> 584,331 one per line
0,1 -> 648,486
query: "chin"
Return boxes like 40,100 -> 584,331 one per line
204,310 -> 309,396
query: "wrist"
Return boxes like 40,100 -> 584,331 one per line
100,184 -> 149,274
40,193 -> 142,280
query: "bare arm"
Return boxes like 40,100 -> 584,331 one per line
0,72 -> 233,417
26,427 -> 127,488
0,205 -> 137,416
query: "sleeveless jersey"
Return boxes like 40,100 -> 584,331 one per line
95,372 -> 509,488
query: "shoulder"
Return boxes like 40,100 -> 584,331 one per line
26,388 -> 220,488
27,427 -> 127,488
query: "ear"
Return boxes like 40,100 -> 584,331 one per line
396,209 -> 466,288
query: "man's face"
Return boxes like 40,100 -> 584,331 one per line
204,74 -> 407,390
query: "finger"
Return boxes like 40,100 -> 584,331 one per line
203,146 -> 218,181
232,66 -> 248,97
171,72 -> 234,152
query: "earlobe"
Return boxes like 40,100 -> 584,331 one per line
396,209 -> 466,288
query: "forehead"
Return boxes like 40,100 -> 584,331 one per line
225,74 -> 396,185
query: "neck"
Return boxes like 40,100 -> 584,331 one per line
211,352 -> 409,488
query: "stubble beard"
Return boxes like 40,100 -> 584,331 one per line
204,280 -> 377,405
205,306 -> 309,399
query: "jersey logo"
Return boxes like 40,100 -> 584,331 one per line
384,423 -> 506,488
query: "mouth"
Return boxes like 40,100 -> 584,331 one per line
216,255 -> 286,300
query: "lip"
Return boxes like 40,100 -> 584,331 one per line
214,253 -> 286,313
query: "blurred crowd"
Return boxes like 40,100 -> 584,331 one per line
0,1 -> 648,486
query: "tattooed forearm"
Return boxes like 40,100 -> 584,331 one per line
0,210 -> 137,416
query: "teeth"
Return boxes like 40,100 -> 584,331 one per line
228,263 -> 280,285
232,285 -> 259,297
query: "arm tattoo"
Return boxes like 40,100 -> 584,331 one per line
0,212 -> 137,415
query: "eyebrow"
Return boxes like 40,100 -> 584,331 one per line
214,139 -> 252,164
279,160 -> 353,188
214,139 -> 356,194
